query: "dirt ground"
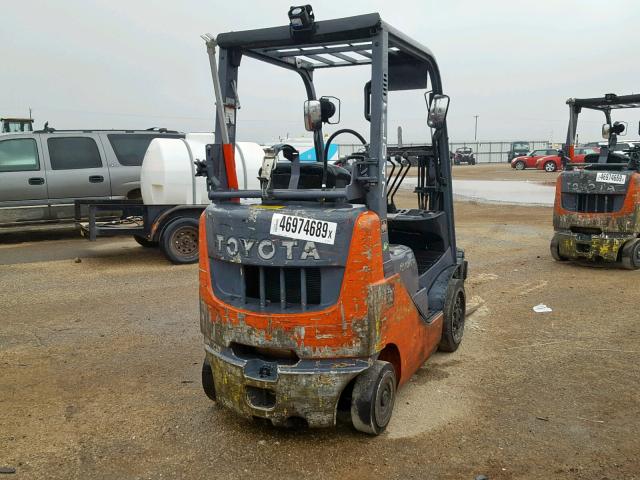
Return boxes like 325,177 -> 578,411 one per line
1,183 -> 639,479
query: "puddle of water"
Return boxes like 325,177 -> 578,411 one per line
401,179 -> 555,206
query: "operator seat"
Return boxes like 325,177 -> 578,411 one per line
584,152 -> 629,164
271,162 -> 351,189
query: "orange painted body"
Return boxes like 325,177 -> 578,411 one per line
553,172 -> 640,221
198,210 -> 443,386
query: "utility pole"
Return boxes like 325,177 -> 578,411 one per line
473,115 -> 479,141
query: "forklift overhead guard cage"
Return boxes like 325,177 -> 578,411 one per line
565,93 -> 640,158
204,12 -> 454,262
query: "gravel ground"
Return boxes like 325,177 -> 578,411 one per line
1,188 -> 639,479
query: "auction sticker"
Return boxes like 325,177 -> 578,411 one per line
596,172 -> 627,184
270,213 -> 337,245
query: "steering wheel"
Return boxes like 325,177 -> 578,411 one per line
323,129 -> 367,162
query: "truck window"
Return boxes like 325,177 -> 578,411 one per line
48,137 -> 102,170
108,134 -> 177,166
0,138 -> 39,172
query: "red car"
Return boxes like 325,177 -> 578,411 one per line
535,147 -> 599,172
510,148 -> 559,170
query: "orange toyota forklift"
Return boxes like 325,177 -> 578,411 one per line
551,93 -> 640,269
198,5 -> 467,434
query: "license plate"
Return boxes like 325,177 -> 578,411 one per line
270,213 -> 337,245
596,172 -> 627,184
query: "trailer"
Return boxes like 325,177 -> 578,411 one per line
74,199 -> 205,264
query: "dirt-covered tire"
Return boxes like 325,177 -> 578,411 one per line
133,235 -> 157,248
514,160 -> 525,170
438,279 -> 466,352
160,217 -> 199,264
201,358 -> 217,402
620,238 -> 640,270
544,161 -> 557,172
351,360 -> 396,435
550,234 -> 568,262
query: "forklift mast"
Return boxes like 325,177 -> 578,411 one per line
202,10 -> 456,264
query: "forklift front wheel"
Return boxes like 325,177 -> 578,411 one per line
350,360 -> 396,435
621,238 -> 640,270
438,279 -> 466,352
160,217 -> 200,264
201,358 -> 217,402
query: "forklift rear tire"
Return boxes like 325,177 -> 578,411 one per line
201,358 -> 217,402
621,239 -> 640,270
514,160 -> 525,170
350,360 -> 396,435
550,235 -> 568,262
133,235 -> 157,248
438,279 -> 466,353
160,217 -> 199,264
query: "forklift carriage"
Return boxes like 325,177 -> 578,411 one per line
551,93 -> 640,269
198,7 -> 468,434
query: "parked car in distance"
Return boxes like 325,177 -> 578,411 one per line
507,141 -> 530,161
453,147 -> 476,165
535,147 -> 599,172
510,148 -> 558,170
0,128 -> 183,227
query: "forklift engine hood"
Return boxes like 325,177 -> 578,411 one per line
205,203 -> 364,266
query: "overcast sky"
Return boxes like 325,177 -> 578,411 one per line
2,0 -> 639,144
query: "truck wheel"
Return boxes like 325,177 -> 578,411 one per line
514,160 -> 525,170
351,360 -> 396,435
550,234 -> 568,262
438,279 -> 466,352
133,235 -> 157,248
544,161 -> 557,172
621,239 -> 640,270
202,358 -> 217,402
160,217 -> 199,264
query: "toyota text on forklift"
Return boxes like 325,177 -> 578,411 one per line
197,5 -> 468,434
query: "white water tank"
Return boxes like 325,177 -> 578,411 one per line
141,133 -> 264,205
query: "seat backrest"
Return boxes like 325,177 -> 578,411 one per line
584,152 -> 629,164
270,162 -> 351,189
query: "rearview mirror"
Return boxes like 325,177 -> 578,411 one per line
303,100 -> 322,131
426,94 -> 450,129
602,123 -> 610,139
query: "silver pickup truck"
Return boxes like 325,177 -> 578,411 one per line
0,129 -> 183,226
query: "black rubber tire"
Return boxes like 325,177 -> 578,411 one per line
514,160 -> 525,170
160,217 -> 199,264
438,279 -> 466,352
201,358 -> 217,402
550,234 -> 568,262
133,235 -> 157,248
621,239 -> 640,270
351,360 -> 396,435
544,161 -> 557,172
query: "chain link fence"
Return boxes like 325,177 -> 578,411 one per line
336,140 -> 552,163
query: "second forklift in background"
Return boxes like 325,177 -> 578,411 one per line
551,93 -> 640,269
